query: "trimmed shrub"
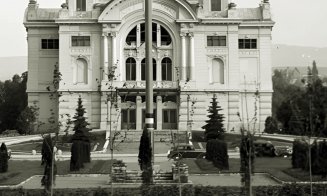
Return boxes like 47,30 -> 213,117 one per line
0,143 -> 9,172
264,116 -> 278,134
206,139 -> 229,170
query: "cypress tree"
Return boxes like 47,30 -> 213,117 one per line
40,135 -> 56,192
138,126 -> 152,184
70,96 -> 91,171
202,94 -> 225,141
0,143 -> 9,172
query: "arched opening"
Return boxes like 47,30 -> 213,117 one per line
212,58 -> 224,84
161,57 -> 172,81
125,22 -> 172,46
75,58 -> 88,84
126,58 -> 136,81
141,58 -> 157,81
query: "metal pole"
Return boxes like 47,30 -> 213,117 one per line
145,0 -> 154,174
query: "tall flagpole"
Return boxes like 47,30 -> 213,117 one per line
145,0 -> 154,172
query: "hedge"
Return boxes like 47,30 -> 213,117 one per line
206,139 -> 229,170
0,184 -> 326,196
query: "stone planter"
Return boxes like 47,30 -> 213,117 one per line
172,162 -> 189,183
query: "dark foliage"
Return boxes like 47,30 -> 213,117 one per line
70,97 -> 91,171
240,130 -> 255,195
273,62 -> 327,137
40,135 -> 56,191
202,95 -> 225,141
0,72 -> 28,133
263,116 -> 278,134
205,139 -> 229,170
138,127 -> 152,184
0,143 -> 9,172
292,139 -> 327,177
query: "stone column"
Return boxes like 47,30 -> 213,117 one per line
110,32 -> 117,66
189,33 -> 195,81
136,96 -> 142,130
136,24 -> 141,47
156,96 -> 162,130
180,33 -> 187,81
157,24 -> 161,47
103,33 -> 109,80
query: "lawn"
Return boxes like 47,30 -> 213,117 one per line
0,160 -> 114,185
182,157 -> 299,182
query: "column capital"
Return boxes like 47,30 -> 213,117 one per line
102,32 -> 109,37
180,32 -> 187,37
188,32 -> 194,37
109,31 -> 117,37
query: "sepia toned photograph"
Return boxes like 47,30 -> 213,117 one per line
0,0 -> 326,195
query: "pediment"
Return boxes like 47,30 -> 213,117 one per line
98,0 -> 197,23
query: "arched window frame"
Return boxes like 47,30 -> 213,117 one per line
141,58 -> 157,81
126,58 -> 136,81
74,58 -> 88,84
161,57 -> 172,81
211,58 -> 225,84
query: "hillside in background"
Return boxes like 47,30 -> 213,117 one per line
0,56 -> 27,81
0,45 -> 326,81
272,44 -> 327,68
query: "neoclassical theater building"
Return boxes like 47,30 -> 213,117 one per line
24,0 -> 274,137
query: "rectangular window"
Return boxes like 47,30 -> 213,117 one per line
162,109 -> 177,129
41,39 -> 59,49
211,0 -> 221,11
76,0 -> 86,11
238,39 -> 257,49
121,109 -> 136,129
207,36 -> 226,46
72,36 -> 90,47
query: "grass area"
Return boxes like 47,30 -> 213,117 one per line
283,168 -> 327,182
183,157 -> 299,182
191,131 -> 293,149
0,160 -> 114,185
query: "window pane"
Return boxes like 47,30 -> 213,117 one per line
219,36 -> 226,46
77,0 -> 86,11
170,110 -> 176,123
163,110 -> 169,123
41,39 -> 47,49
48,39 -> 54,49
251,39 -> 257,49
129,110 -> 136,124
132,61 -> 136,80
244,39 -> 251,49
122,110 -> 128,123
84,36 -> 90,46
141,59 -> 145,80
211,0 -> 221,11
54,39 -> 59,49
153,59 -> 156,81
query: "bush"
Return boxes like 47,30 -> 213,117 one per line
206,139 -> 229,170
0,143 -> 9,172
264,116 -> 278,134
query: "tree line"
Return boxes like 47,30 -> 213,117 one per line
266,61 -> 327,137
0,72 -> 32,135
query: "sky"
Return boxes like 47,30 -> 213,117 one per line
0,0 -> 326,57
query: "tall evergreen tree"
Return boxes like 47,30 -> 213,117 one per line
70,96 -> 91,171
40,135 -> 56,192
0,143 -> 10,173
240,129 -> 255,196
202,94 -> 225,141
138,126 -> 152,184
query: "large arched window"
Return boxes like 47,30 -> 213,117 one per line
141,59 -> 156,81
212,58 -> 224,84
161,58 -> 172,81
126,58 -> 136,81
126,23 -> 172,46
74,58 -> 88,84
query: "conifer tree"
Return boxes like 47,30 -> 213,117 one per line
202,94 -> 225,141
0,143 -> 9,172
70,96 -> 91,171
40,135 -> 56,192
138,126 -> 152,183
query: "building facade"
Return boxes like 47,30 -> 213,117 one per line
24,0 -> 274,137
